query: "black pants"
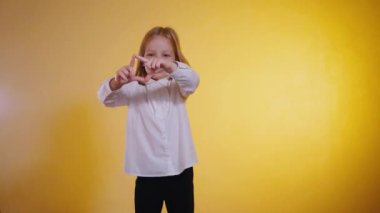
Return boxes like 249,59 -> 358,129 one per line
134,167 -> 194,213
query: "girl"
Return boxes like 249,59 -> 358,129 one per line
97,26 -> 199,213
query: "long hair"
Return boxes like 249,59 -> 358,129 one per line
135,26 -> 189,77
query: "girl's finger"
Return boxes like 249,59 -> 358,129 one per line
156,59 -> 164,70
118,69 -> 129,81
134,76 -> 146,84
118,72 -> 128,82
122,68 -> 131,79
150,58 -> 156,70
154,58 -> 161,70
128,68 -> 138,81
147,58 -> 152,69
115,67 -> 125,81
127,66 -> 135,77
144,74 -> 152,83
145,58 -> 153,73
125,66 -> 132,75
135,54 -> 149,63
129,54 -> 136,68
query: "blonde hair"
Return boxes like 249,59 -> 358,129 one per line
136,26 -> 189,77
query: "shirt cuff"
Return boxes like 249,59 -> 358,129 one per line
99,78 -> 116,99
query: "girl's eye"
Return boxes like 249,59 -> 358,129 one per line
163,54 -> 170,57
146,53 -> 154,56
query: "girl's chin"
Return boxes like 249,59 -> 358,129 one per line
146,68 -> 163,74
152,72 -> 169,80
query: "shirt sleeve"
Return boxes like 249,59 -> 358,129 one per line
169,62 -> 200,98
97,78 -> 131,107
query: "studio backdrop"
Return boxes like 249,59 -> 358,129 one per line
0,0 -> 379,212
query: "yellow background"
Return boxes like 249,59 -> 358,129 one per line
1,0 -> 379,212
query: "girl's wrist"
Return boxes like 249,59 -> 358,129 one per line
109,77 -> 122,91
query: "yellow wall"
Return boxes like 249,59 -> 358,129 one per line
1,0 -> 379,212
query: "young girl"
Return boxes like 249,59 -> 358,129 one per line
97,26 -> 199,213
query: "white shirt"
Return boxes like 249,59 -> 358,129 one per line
97,62 -> 200,177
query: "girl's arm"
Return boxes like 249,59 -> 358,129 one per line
97,78 -> 132,107
170,62 -> 200,98
133,55 -> 200,97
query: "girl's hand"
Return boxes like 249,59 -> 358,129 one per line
110,54 -> 177,90
111,55 -> 150,90
135,55 -> 178,74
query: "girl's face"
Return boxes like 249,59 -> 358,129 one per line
144,35 -> 175,76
